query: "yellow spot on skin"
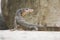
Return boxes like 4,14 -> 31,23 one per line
22,13 -> 27,16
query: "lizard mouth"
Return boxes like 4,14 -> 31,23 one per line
29,9 -> 34,12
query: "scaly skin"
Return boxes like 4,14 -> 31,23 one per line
14,8 -> 43,31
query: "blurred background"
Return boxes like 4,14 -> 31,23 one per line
1,0 -> 60,31
0,0 -> 1,13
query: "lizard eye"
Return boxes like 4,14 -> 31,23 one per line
26,9 -> 28,10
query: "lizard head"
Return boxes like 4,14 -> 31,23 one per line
21,8 -> 34,16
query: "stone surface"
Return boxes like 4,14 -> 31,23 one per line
0,30 -> 60,40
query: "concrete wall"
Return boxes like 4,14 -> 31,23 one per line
44,0 -> 60,27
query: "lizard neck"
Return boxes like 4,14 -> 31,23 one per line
16,9 -> 23,16
16,9 -> 25,21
